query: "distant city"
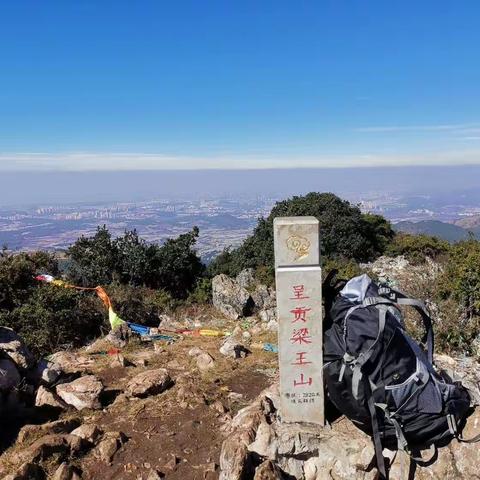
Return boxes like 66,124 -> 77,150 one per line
2,187 -> 480,261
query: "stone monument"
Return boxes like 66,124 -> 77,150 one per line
274,216 -> 324,425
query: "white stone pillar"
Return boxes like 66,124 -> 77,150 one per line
274,216 -> 324,425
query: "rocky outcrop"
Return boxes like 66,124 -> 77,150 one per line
212,270 -> 276,325
212,274 -> 254,320
56,375 -> 104,410
125,368 -> 173,398
220,376 -> 480,480
0,326 -> 35,370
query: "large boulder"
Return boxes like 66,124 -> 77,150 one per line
56,375 -> 104,410
47,352 -> 94,374
0,326 -> 35,370
212,274 -> 254,320
125,368 -> 173,398
35,386 -> 68,410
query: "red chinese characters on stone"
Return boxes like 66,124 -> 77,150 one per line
290,284 -> 309,300
290,307 -> 311,323
288,285 -> 315,389
293,373 -> 313,387
291,351 -> 312,366
290,328 -> 312,345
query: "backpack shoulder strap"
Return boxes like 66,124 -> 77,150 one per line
379,286 -> 434,364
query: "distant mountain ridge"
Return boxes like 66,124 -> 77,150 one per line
393,218 -> 480,242
453,214 -> 480,229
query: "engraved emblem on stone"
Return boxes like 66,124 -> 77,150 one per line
286,235 -> 310,260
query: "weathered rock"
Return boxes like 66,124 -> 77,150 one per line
259,308 -> 277,324
3,462 -> 45,480
0,326 -> 35,369
48,351 -> 94,374
219,336 -> 249,359
70,424 -> 103,444
220,372 -> 480,480
252,285 -> 276,311
17,418 -> 81,445
254,460 -> 284,480
56,375 -> 104,410
146,469 -> 165,480
236,268 -> 256,289
265,319 -> 278,332
29,359 -> 63,386
212,274 -> 254,320
188,347 -> 204,357
125,368 -> 173,398
35,385 -> 68,410
13,434 -> 85,465
196,352 -> 215,371
110,353 -> 128,368
52,463 -> 81,480
94,431 -> 127,464
0,358 -> 21,391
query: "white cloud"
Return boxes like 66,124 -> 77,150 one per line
355,123 -> 480,133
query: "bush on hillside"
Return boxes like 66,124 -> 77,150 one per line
67,226 -> 204,298
67,226 -> 117,286
107,283 -> 176,326
386,233 -> 450,265
145,226 -> 205,298
437,238 -> 480,320
187,277 -> 213,304
0,285 -> 104,357
0,250 -> 59,311
209,192 -> 394,277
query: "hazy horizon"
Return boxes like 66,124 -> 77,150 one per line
3,164 -> 480,207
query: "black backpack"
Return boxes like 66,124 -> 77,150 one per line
322,271 -> 480,479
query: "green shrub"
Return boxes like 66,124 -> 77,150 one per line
107,284 -> 176,326
0,285 -> 103,357
437,239 -> 480,319
187,278 -> 212,304
386,233 -> 450,265
67,226 -> 205,299
322,257 -> 362,280
209,192 -> 394,277
0,250 -> 59,310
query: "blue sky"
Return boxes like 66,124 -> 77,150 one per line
1,1 -> 480,170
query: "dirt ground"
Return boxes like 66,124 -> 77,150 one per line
0,323 -> 278,480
